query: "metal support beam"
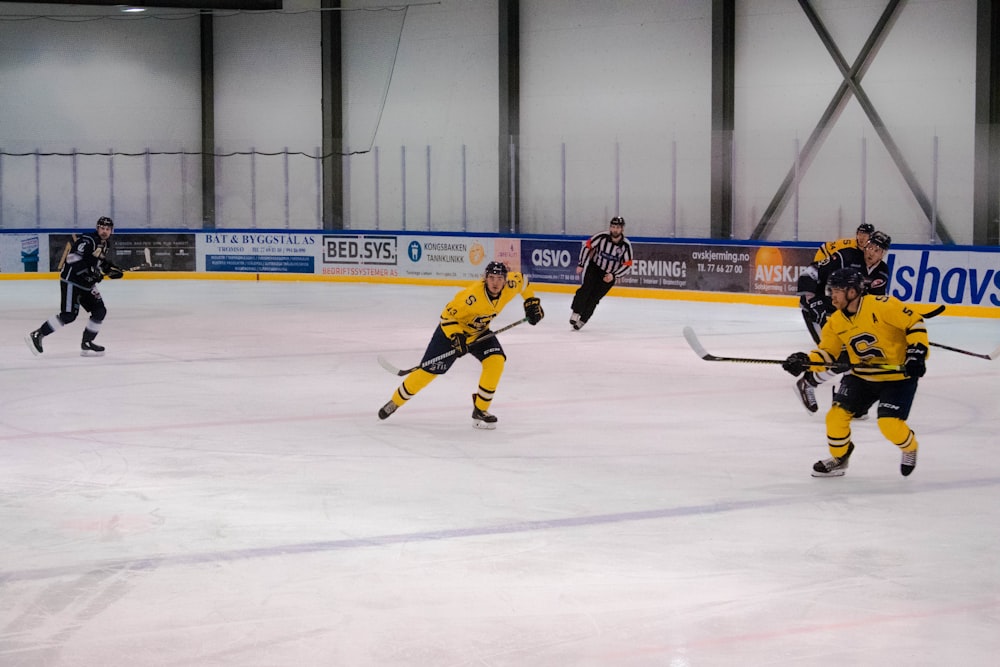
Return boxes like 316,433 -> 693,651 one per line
710,0 -> 735,239
498,0 -> 519,233
200,12 -> 215,229
974,0 -> 1000,246
321,0 -> 344,230
753,0 -> 954,244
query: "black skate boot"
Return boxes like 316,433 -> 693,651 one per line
378,400 -> 399,420
25,329 -> 45,356
81,340 -> 105,357
81,330 -> 105,357
795,374 -> 819,413
811,442 -> 854,477
900,447 -> 917,477
471,394 -> 497,430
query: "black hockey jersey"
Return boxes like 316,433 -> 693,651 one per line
61,232 -> 115,289
798,246 -> 889,299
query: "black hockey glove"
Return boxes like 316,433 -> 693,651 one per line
829,352 -> 852,374
803,295 -> 828,326
782,352 -> 811,377
523,297 -> 544,325
904,343 -> 928,378
830,361 -> 852,374
105,265 -> 124,279
450,333 -> 469,358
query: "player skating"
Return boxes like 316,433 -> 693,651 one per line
794,230 -> 891,412
570,216 -> 633,330
378,261 -> 544,429
782,267 -> 929,477
812,222 -> 874,263
26,216 -> 124,357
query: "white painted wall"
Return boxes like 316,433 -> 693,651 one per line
343,0 -> 499,233
0,2 -> 201,227
213,7 -> 322,229
734,0 -> 976,244
0,0 -> 982,245
519,0 -> 712,238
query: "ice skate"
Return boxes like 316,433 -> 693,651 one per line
811,442 -> 854,477
900,448 -> 917,477
795,375 -> 818,413
80,340 -> 105,357
570,312 -> 583,331
378,400 -> 398,420
471,394 -> 497,430
26,330 -> 44,356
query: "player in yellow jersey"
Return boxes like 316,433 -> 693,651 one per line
378,261 -> 544,429
782,267 -> 929,477
813,222 -> 874,263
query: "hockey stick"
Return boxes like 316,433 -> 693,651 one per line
57,235 -> 77,271
929,340 -> 1000,361
99,263 -> 144,277
681,326 -> 903,371
378,318 -> 529,376
125,249 -> 155,272
124,263 -> 151,272
922,305 -> 946,318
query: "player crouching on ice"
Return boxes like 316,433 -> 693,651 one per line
781,267 -> 929,477
378,261 -> 544,429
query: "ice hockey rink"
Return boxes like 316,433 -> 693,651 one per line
2,277 -> 998,666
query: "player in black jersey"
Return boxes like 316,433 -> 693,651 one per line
26,216 -> 124,357
570,216 -> 633,330
793,230 -> 891,412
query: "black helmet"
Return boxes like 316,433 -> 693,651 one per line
484,261 -> 509,279
827,267 -> 865,293
856,223 -> 874,235
868,230 -> 891,250
610,216 -> 625,227
96,216 -> 114,228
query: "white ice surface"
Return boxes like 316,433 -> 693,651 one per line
1,279 -> 999,666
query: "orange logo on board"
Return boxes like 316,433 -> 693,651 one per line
469,243 -> 485,266
753,246 -> 798,294
755,247 -> 783,285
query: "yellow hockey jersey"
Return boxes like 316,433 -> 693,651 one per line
813,236 -> 860,262
439,272 -> 536,341
811,294 -> 929,382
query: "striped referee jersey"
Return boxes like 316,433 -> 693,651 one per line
578,232 -> 634,278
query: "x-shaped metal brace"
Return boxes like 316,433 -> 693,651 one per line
752,0 -> 953,244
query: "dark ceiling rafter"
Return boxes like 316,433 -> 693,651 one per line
710,0 -> 735,240
0,1 -> 282,9
498,0 -> 519,234
752,0 -> 954,244
973,0 -> 1000,246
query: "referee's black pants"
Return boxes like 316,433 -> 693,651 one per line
571,262 -> 615,323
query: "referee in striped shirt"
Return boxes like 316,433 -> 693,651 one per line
570,216 -> 634,330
